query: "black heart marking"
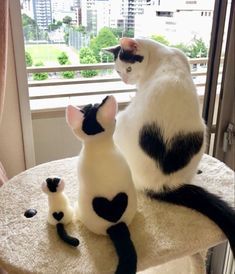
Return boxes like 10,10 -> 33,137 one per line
139,123 -> 204,175
92,192 -> 128,223
53,211 -> 64,221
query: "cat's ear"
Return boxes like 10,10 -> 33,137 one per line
120,37 -> 139,53
97,96 -> 117,124
102,45 -> 121,58
66,105 -> 84,130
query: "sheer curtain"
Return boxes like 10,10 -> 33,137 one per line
0,0 -> 9,186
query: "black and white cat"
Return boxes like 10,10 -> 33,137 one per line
66,95 -> 137,274
105,37 -> 235,256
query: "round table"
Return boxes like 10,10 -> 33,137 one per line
0,154 -> 234,274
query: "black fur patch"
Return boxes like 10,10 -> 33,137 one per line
24,208 -> 37,218
56,223 -> 80,247
53,211 -> 64,221
107,222 -> 137,274
112,46 -> 121,60
119,49 -> 144,63
80,97 -> 109,135
146,185 -> 235,256
92,192 -> 128,223
46,177 -> 61,192
139,123 -> 204,174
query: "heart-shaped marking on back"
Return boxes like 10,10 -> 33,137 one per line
52,211 -> 64,221
92,192 -> 128,223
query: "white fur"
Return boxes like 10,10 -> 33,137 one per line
113,38 -> 206,192
66,96 -> 137,235
42,178 -> 74,225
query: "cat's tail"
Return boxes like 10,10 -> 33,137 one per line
146,184 -> 235,257
107,222 -> 137,274
56,223 -> 80,247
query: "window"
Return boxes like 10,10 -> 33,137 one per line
12,0 -> 234,270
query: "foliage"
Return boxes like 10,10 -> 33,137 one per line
33,62 -> 48,81
57,52 -> 69,65
57,52 -> 75,79
110,28 -> 134,38
63,16 -> 72,25
62,71 -> 75,79
79,48 -> 98,77
22,13 -> 40,41
123,29 -> 134,38
25,51 -> 33,67
188,38 -> 208,58
64,32 -> 69,45
151,35 -> 170,46
171,43 -> 191,57
79,47 -> 94,60
90,27 -> 118,62
48,20 -> 62,31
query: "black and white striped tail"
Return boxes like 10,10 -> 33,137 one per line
56,223 -> 80,247
146,184 -> 235,257
107,222 -> 137,274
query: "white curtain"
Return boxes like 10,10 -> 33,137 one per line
0,0 -> 9,186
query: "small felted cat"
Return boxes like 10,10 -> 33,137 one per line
42,177 -> 79,247
66,95 -> 137,274
105,37 -> 235,256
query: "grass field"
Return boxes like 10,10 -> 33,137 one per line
25,44 -> 79,66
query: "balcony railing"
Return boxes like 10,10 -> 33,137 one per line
27,58 -> 222,117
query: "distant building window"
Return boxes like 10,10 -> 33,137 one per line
165,21 -> 176,25
185,1 -> 197,4
156,11 -> 173,17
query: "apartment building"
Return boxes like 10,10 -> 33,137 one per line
32,0 -> 52,30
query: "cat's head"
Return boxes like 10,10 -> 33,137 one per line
104,37 -> 148,85
66,95 -> 118,141
42,177 -> 65,194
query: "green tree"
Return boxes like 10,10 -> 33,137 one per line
22,13 -> 40,41
48,20 -> 62,31
171,43 -> 191,57
25,51 -> 33,67
110,28 -> 134,39
57,52 -> 69,65
151,35 -> 170,46
123,29 -> 134,38
90,27 -> 118,62
79,47 -> 98,77
63,16 -> 72,25
189,38 -> 208,58
57,52 -> 75,79
33,62 -> 48,81
79,47 -> 95,60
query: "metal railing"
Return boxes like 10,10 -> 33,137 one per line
26,58 -> 222,115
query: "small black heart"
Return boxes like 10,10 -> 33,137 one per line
52,211 -> 64,221
92,192 -> 128,223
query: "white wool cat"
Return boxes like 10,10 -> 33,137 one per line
105,38 -> 235,257
42,177 -> 79,247
66,95 -> 137,273
66,95 -> 137,235
107,37 -> 205,192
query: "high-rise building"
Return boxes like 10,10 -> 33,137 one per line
135,0 -> 214,45
32,0 -> 52,31
121,0 -> 152,31
21,0 -> 34,19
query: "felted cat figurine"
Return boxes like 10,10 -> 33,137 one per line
66,95 -> 137,274
105,37 -> 235,256
42,177 -> 79,247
